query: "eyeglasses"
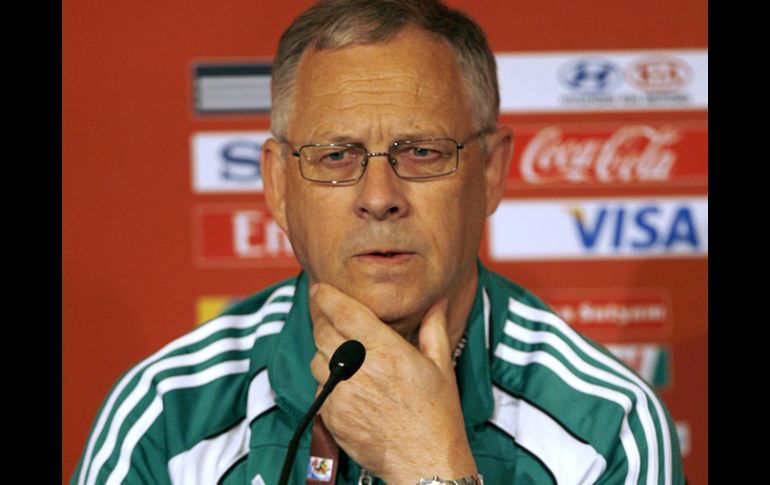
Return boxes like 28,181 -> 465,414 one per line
289,132 -> 486,185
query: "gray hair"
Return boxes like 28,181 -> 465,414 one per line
269,0 -> 499,142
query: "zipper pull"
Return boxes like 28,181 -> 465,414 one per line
358,468 -> 373,485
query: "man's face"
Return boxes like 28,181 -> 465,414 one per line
267,27 -> 507,328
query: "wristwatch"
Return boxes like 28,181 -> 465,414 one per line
417,474 -> 484,485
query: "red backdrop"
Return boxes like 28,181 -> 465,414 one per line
62,1 -> 707,483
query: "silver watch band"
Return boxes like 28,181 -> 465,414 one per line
417,474 -> 484,485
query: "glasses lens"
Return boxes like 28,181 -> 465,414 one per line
390,139 -> 457,178
299,145 -> 367,183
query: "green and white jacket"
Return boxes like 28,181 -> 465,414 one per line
71,262 -> 684,485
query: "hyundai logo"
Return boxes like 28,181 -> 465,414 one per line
558,57 -> 624,95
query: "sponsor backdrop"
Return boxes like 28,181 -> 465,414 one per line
62,1 -> 707,483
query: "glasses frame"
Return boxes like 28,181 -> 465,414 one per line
290,131 -> 486,185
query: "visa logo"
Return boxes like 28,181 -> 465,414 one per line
488,196 -> 707,260
572,204 -> 700,252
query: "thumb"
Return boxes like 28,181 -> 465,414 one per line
418,298 -> 452,373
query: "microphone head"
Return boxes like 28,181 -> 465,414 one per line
329,340 -> 366,380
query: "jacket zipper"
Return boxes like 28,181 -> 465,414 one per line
358,468 -> 373,485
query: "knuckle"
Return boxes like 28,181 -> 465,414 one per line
311,351 -> 325,368
310,353 -> 327,379
312,321 -> 328,342
322,406 -> 340,430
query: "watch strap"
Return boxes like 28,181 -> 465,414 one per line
417,474 -> 484,485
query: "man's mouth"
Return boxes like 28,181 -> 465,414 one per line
356,250 -> 415,259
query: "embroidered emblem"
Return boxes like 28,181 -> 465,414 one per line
307,456 -> 334,481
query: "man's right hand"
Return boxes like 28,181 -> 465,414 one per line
308,283 -> 478,485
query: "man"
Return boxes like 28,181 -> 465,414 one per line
71,1 -> 684,484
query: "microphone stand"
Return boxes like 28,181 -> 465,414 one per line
277,366 -> 346,485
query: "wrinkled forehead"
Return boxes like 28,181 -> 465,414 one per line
287,27 -> 474,144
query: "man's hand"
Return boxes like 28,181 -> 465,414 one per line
309,283 -> 477,484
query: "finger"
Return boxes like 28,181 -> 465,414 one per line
312,311 -> 348,360
418,298 -> 453,374
310,283 -> 397,343
315,385 -> 334,421
310,350 -> 331,385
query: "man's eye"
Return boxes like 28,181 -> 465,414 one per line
403,146 -> 443,162
410,147 -> 433,157
318,149 -> 359,166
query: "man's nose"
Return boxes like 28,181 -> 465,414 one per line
354,154 -> 409,221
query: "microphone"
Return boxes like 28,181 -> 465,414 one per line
277,340 -> 366,485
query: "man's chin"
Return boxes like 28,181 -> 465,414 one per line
311,267 -> 438,333
347,285 -> 429,331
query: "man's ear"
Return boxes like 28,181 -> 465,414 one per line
261,137 -> 290,235
483,125 -> 514,216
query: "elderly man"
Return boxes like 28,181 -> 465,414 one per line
71,1 -> 684,484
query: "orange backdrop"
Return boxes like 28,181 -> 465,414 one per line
62,1 -> 708,483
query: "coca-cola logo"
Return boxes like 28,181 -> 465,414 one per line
627,56 -> 693,93
520,125 -> 679,184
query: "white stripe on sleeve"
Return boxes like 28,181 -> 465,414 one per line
490,385 -> 606,485
508,297 -> 673,485
104,359 -> 252,485
494,343 -> 640,485
85,322 -> 284,485
77,285 -> 294,485
503,320 -> 659,485
167,369 -> 277,485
